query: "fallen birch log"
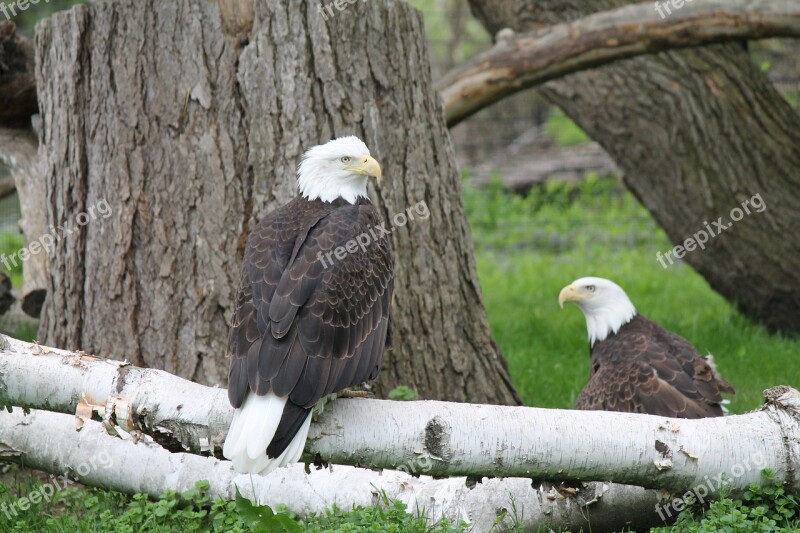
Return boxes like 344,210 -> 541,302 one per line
0,335 -> 798,495
0,408 -> 667,531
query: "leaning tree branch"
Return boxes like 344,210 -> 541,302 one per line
0,335 -> 798,495
0,409 -> 671,531
438,0 -> 800,127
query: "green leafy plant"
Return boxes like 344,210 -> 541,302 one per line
388,385 -> 419,401
302,490 -> 468,532
653,470 -> 799,532
234,488 -> 301,532
544,108 -> 590,146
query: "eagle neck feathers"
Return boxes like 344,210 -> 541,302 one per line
586,300 -> 637,348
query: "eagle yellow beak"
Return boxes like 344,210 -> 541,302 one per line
347,154 -> 382,181
559,284 -> 583,308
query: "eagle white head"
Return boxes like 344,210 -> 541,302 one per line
559,276 -> 637,347
297,136 -> 382,204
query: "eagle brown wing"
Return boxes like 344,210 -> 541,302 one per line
576,315 -> 734,418
227,196 -> 393,457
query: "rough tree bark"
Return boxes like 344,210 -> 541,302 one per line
466,0 -> 800,335
34,0 -> 520,404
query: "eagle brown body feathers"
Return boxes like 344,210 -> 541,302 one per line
577,315 -> 735,418
227,196 -> 394,459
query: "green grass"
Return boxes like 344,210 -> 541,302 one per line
652,470 -> 799,532
466,177 -> 799,414
0,472 -> 467,532
0,232 -> 24,289
545,108 -> 590,147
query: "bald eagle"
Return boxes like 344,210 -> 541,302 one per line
223,136 -> 393,475
559,277 -> 734,418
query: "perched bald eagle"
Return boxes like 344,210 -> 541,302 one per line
559,277 -> 734,418
223,136 -> 394,475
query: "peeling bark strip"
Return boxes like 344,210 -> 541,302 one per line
439,0 -> 800,127
34,0 -> 520,404
0,410 -> 670,532
467,0 -> 800,335
0,336 -> 798,495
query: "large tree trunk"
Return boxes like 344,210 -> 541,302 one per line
467,0 -> 800,335
34,0 -> 520,404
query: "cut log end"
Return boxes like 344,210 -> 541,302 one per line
763,386 -> 800,415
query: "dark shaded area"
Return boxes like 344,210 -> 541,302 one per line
0,22 -> 37,126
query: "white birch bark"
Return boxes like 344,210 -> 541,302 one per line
0,334 -> 798,496
0,408 -> 667,531
0,335 -> 231,453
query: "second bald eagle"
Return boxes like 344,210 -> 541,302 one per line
559,277 -> 734,418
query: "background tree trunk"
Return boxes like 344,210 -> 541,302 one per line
34,0 -> 520,404
467,0 -> 800,335
0,22 -> 47,318
0,126 -> 48,318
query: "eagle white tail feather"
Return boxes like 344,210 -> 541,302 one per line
274,415 -> 312,471
224,391 -> 310,475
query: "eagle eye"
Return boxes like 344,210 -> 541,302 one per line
586,285 -> 596,292
340,156 -> 352,164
